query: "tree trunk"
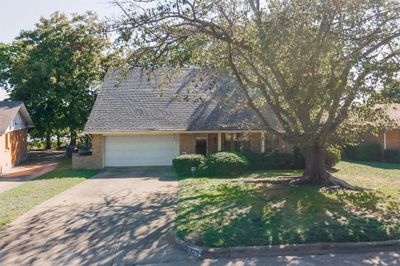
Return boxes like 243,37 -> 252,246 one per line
301,145 -> 331,185
56,134 -> 61,149
290,143 -> 361,190
45,132 -> 51,150
69,131 -> 77,147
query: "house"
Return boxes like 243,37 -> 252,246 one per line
366,103 -> 400,151
75,68 -> 290,169
0,100 -> 34,174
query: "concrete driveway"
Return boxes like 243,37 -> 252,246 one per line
0,166 -> 191,266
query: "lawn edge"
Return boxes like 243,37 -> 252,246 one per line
170,231 -> 400,259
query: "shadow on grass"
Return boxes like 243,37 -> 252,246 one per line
176,182 -> 400,247
177,169 -> 303,181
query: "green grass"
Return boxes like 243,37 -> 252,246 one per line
0,158 -> 97,229
176,161 -> 400,247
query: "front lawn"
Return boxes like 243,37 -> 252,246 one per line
0,158 -> 97,229
176,161 -> 400,247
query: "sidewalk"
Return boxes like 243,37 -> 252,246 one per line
0,151 -> 63,193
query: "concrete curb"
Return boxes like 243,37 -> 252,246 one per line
170,231 -> 400,259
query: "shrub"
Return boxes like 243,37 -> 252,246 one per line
243,151 -> 267,170
264,151 -> 296,169
244,147 -> 339,171
343,143 -> 381,161
207,152 -> 249,176
324,146 -> 341,169
292,147 -> 306,169
172,154 -> 207,177
383,149 -> 400,163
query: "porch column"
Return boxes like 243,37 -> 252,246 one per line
218,133 -> 222,151
261,131 -> 265,153
383,130 -> 387,150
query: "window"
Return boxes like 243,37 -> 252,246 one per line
195,137 -> 207,156
265,133 -> 280,152
223,133 -> 250,152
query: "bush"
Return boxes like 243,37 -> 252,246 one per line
383,149 -> 400,163
343,143 -> 381,161
324,146 -> 341,169
172,154 -> 207,177
292,147 -> 306,169
264,151 -> 297,169
244,148 -> 305,170
243,151 -> 267,170
207,152 -> 249,177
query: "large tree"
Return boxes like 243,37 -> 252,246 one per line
112,0 -> 400,188
0,12 -> 113,148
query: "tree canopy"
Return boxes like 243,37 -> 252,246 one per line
113,0 -> 400,188
0,12 -> 114,148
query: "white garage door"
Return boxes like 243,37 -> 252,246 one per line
104,135 -> 179,167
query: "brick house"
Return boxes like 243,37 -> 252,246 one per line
74,68 -> 290,169
0,101 -> 34,174
366,104 -> 400,151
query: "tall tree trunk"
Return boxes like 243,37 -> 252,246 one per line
290,142 -> 360,190
56,133 -> 61,149
301,145 -> 331,185
45,132 -> 51,150
69,130 -> 77,147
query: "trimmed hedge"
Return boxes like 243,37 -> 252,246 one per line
343,143 -> 381,161
264,151 -> 298,169
246,147 -> 340,170
383,149 -> 400,163
173,147 -> 342,177
172,154 -> 207,177
207,152 -> 249,176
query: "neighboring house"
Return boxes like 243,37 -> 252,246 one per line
366,103 -> 400,151
0,100 -> 34,174
75,68 -> 290,169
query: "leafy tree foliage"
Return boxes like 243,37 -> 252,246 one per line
113,0 -> 400,188
0,12 -> 113,148
380,78 -> 400,103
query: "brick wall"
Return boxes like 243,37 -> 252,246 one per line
72,134 -> 103,169
72,154 -> 93,169
208,133 -> 218,154
179,133 -> 209,154
365,129 -> 400,151
386,129 -> 400,149
0,129 -> 28,174
249,133 -> 262,153
91,134 -> 103,168
10,129 -> 28,165
0,134 -> 7,174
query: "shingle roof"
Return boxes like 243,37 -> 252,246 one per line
375,103 -> 400,127
84,68 -> 278,133
0,100 -> 34,134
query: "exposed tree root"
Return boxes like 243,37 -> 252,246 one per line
289,173 -> 366,191
237,176 -> 294,185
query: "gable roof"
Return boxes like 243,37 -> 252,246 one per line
375,103 -> 400,127
0,100 -> 34,134
85,68 -> 279,133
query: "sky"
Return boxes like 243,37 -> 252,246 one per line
0,0 -> 123,100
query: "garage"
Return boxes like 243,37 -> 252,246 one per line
104,135 -> 179,167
